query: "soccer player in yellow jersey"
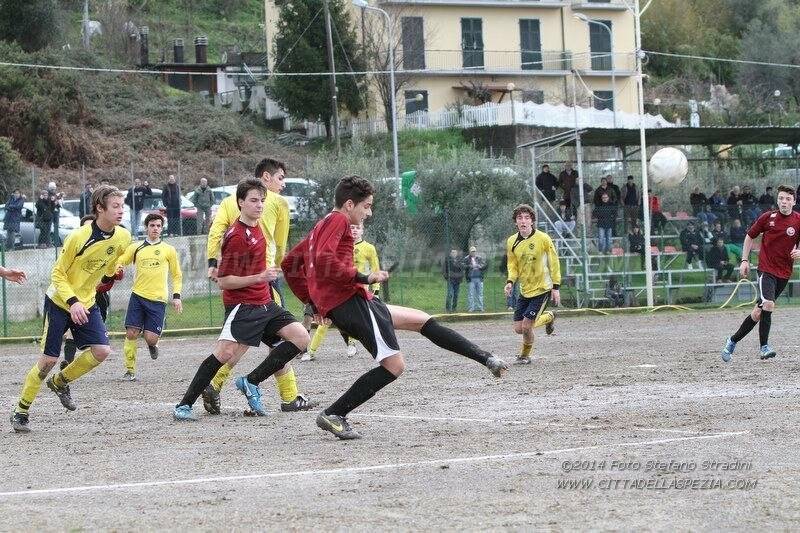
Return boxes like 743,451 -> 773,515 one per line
11,185 -> 131,432
117,213 -> 183,381
303,222 -> 379,360
203,158 -> 317,414
504,204 -> 560,364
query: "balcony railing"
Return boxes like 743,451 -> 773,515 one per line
400,49 -> 574,73
571,51 -> 635,72
571,0 -> 629,9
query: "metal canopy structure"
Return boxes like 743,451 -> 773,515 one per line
518,126 -> 800,150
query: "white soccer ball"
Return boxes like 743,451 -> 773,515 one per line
648,147 -> 688,188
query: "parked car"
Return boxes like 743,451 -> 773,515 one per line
762,145 -> 795,159
0,202 -> 71,249
210,178 -> 316,221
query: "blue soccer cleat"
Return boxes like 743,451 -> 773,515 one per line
759,344 -> 777,360
235,376 -> 267,416
173,404 -> 196,421
721,337 -> 736,362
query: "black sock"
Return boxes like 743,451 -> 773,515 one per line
420,318 -> 490,365
325,366 -> 397,417
246,342 -> 302,385
63,339 -> 77,363
178,355 -> 223,407
759,310 -> 772,347
731,315 -> 757,343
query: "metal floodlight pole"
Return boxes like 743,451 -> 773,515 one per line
354,0 -> 401,207
323,0 -> 341,153
571,72 -> 591,303
633,0 -> 654,306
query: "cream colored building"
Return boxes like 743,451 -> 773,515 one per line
265,0 -> 637,120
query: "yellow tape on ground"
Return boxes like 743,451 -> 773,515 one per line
718,278 -> 757,310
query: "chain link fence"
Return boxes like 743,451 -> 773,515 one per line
4,149 -> 800,338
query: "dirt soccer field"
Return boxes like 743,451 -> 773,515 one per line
0,308 -> 799,531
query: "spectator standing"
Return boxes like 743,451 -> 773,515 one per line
558,162 -> 578,209
679,221 -> 704,269
191,178 -> 214,234
47,182 -> 63,247
162,174 -> 182,236
711,220 -> 726,243
464,245 -> 487,312
707,238 -> 734,282
758,186 -> 775,213
726,186 -> 741,219
442,249 -> 465,313
606,175 -> 621,206
595,193 -> 616,254
593,177 -> 616,207
622,175 -> 639,230
649,193 -> 667,234
79,183 -> 93,218
535,164 -> 558,203
740,185 -> 759,221
689,186 -> 708,216
35,190 -> 53,248
125,178 -> 152,236
628,225 -> 649,270
4,189 -> 24,250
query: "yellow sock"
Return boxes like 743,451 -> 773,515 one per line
534,311 -> 553,329
275,367 -> 299,402
58,350 -> 101,385
309,323 -> 329,353
123,338 -> 137,373
211,363 -> 233,392
521,342 -> 533,357
16,363 -> 46,414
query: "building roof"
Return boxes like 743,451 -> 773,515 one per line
519,126 -> 800,149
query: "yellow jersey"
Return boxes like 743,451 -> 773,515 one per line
353,239 -> 380,292
506,230 -> 561,298
47,222 -> 132,311
117,240 -> 183,303
207,191 -> 288,268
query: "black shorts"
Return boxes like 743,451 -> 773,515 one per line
219,302 -> 297,348
328,295 -> 400,361
513,292 -> 550,322
757,271 -> 789,306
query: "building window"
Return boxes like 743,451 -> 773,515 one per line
519,19 -> 542,71
593,90 -> 614,111
461,18 -> 484,70
402,17 -> 425,70
589,19 -> 613,71
405,90 -> 428,114
521,89 -> 545,104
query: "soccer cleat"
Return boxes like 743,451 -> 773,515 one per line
59,360 -> 69,371
46,376 -> 77,411
148,344 -> 159,360
10,411 -> 30,433
759,344 -> 777,360
316,412 -> 362,440
721,337 -> 736,362
122,371 -> 137,382
300,351 -> 316,362
486,355 -> 509,377
281,394 -> 321,412
201,385 -> 221,415
346,343 -> 358,358
545,311 -> 556,335
235,376 -> 267,416
514,355 -> 532,365
173,404 -> 197,421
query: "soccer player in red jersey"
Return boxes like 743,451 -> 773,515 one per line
722,185 -> 800,362
173,178 -> 310,420
282,176 -> 509,440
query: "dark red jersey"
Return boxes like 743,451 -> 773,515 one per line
218,220 -> 270,306
747,210 -> 800,279
282,211 -> 370,317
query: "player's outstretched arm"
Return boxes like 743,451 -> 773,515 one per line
0,267 -> 26,284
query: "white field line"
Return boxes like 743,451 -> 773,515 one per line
0,431 -> 748,498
